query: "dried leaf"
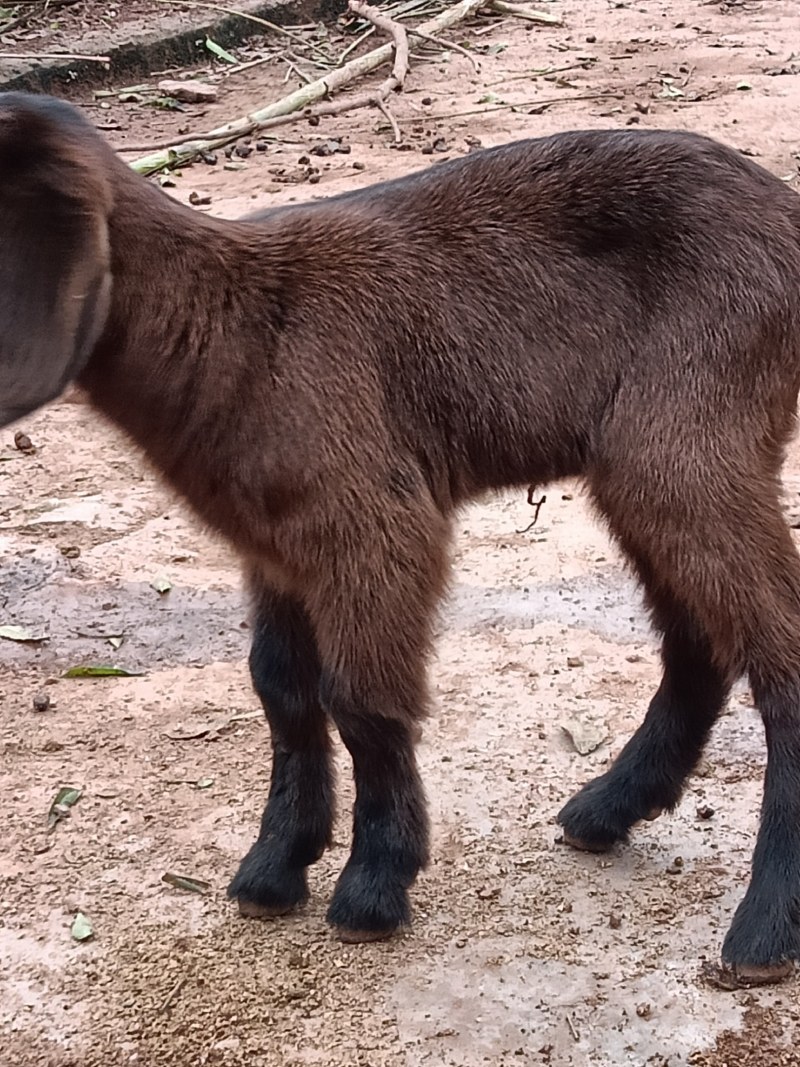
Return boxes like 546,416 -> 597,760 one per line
165,726 -> 213,741
0,624 -> 48,643
162,872 -> 211,895
659,81 -> 683,99
71,912 -> 94,942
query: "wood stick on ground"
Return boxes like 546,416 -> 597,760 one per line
487,60 -> 593,86
485,0 -> 562,24
0,50 -> 110,62
348,0 -> 409,145
125,0 -> 487,173
415,89 -> 618,122
377,98 -> 401,143
408,26 -> 481,73
337,25 -> 376,67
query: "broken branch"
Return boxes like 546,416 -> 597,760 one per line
0,50 -> 110,62
349,0 -> 410,103
484,1 -> 562,24
408,26 -> 481,73
125,0 -> 486,172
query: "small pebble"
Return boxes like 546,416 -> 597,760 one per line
14,431 -> 35,454
697,804 -> 715,820
33,691 -> 51,713
566,656 -> 584,668
609,912 -> 622,929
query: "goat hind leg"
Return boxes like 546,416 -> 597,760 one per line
558,590 -> 730,852
719,523 -> 800,981
564,452 -> 800,979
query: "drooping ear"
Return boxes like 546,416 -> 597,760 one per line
0,93 -> 114,428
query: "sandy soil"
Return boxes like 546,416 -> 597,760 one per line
2,1 -> 800,1065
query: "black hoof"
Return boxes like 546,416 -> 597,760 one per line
702,959 -> 795,990
326,861 -> 410,942
719,893 -> 800,986
557,776 -> 638,852
227,843 -> 309,918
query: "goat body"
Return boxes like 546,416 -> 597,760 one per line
2,91 -> 800,981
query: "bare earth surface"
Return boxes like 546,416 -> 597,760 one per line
3,1 -> 800,1065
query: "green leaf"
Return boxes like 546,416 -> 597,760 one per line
0,624 -> 48,643
47,786 -> 83,831
63,665 -> 142,678
151,576 -> 172,594
71,912 -> 94,942
162,872 -> 212,895
205,37 -> 237,64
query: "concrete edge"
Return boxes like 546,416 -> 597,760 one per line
0,0 -> 347,95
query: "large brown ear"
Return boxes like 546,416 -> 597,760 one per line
0,93 -> 113,428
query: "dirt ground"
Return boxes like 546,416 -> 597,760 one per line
2,1 -> 800,1065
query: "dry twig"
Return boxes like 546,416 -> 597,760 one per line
125,0 -> 486,172
485,0 -> 561,24
0,50 -> 110,62
414,89 -> 616,123
349,0 -> 409,142
408,26 -> 480,72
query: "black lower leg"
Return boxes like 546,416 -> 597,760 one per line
324,683 -> 429,941
558,611 -> 729,851
721,684 -> 800,977
228,590 -> 333,917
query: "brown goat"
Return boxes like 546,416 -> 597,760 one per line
2,91 -> 800,983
